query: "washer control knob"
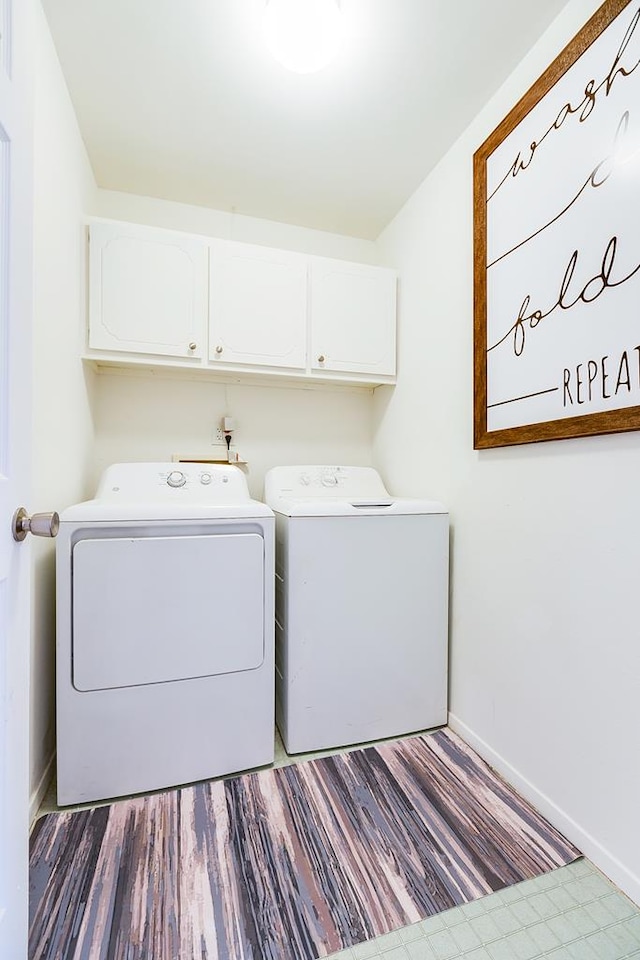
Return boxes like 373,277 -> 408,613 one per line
167,470 -> 187,488
200,473 -> 212,485
321,473 -> 338,487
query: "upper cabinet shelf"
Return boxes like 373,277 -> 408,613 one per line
86,219 -> 397,387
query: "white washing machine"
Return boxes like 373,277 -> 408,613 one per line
56,462 -> 274,805
264,465 -> 449,754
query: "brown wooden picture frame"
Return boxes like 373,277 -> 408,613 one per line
473,0 -> 640,448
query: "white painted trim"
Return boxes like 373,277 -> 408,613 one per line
448,713 -> 640,907
29,752 -> 55,827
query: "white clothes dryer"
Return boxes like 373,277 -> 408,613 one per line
264,465 -> 449,754
57,462 -> 274,805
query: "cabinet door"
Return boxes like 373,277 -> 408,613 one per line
310,258 -> 397,376
89,221 -> 208,359
209,240 -> 307,369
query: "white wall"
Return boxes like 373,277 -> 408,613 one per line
91,189 -> 383,263
30,4 -> 97,815
372,0 -> 640,903
91,375 -> 373,499
89,190 -> 379,498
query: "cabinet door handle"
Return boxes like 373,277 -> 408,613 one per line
188,342 -> 197,351
215,345 -> 223,354
317,355 -> 325,363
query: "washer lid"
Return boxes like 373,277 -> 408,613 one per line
264,465 -> 446,517
61,462 -> 273,522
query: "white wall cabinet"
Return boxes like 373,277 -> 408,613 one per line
89,221 -> 208,360
209,241 -> 307,370
86,219 -> 397,386
310,258 -> 396,377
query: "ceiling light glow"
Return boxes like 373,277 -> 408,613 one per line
263,0 -> 344,74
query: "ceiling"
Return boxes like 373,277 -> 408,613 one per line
41,0 -> 570,240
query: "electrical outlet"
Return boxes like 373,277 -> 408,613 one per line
212,427 -> 225,444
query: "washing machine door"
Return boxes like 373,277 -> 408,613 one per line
72,532 -> 264,691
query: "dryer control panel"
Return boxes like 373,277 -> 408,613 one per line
164,468 -> 229,489
95,462 -> 251,503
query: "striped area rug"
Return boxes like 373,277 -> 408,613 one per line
29,729 -> 580,960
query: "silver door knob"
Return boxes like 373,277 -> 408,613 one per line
188,342 -> 197,351
12,508 -> 59,542
215,345 -> 223,354
317,355 -> 325,363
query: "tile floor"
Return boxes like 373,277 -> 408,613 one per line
326,860 -> 640,960
36,729 -> 640,960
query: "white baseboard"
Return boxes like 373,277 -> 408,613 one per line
448,713 -> 640,906
29,752 -> 55,826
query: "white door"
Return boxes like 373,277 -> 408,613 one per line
310,257 -> 397,376
89,220 -> 208,360
0,0 -> 35,955
209,240 -> 307,369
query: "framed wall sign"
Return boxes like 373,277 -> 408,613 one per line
474,0 -> 640,448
